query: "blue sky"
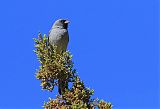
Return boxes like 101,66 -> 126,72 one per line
0,0 -> 159,109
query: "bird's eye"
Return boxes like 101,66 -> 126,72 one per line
62,20 -> 65,23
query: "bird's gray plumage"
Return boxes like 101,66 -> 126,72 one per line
48,19 -> 70,95
49,19 -> 69,53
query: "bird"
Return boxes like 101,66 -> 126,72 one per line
48,19 -> 69,53
48,19 -> 70,95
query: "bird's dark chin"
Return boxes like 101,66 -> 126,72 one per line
64,24 -> 68,29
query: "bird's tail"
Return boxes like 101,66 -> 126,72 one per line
58,79 -> 68,95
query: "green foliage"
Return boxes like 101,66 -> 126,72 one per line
34,33 -> 75,91
34,33 -> 112,109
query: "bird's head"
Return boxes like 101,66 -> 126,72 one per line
53,19 -> 70,29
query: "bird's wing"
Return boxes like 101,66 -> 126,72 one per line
48,29 -> 52,42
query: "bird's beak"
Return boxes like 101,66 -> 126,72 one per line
64,20 -> 70,24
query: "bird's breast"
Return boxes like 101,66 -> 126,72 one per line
49,28 -> 69,52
